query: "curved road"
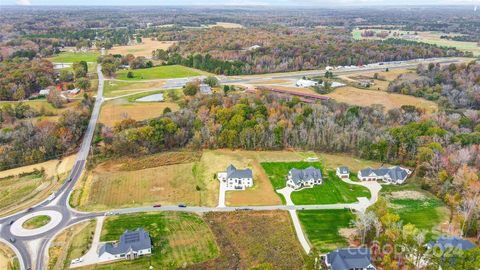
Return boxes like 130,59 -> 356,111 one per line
0,64 -> 105,270
0,56 -> 462,269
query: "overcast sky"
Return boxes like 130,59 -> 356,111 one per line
2,0 -> 479,6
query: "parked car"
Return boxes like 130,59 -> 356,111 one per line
26,207 -> 33,212
178,204 -> 187,208
153,204 -> 162,208
71,258 -> 83,264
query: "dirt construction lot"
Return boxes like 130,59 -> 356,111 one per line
107,39 -> 176,58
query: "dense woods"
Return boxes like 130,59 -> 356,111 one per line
165,27 -> 466,75
388,61 -> 480,109
0,58 -> 55,100
0,95 -> 94,170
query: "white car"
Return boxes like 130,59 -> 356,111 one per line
71,258 -> 83,264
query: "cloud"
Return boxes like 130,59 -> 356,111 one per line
16,0 -> 31,5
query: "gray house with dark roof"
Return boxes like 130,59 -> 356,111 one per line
199,83 -> 213,95
325,248 -> 376,270
357,166 -> 411,184
427,235 -> 476,252
99,228 -> 152,261
287,166 -> 322,190
218,165 -> 253,190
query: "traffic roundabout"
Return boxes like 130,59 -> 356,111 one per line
10,210 -> 63,237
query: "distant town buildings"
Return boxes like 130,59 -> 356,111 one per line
287,167 -> 323,190
218,165 -> 253,190
296,79 -> 318,88
357,166 -> 411,184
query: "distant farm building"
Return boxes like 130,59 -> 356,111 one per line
296,79 -> 318,88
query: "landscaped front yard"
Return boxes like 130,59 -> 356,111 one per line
291,170 -> 371,205
261,161 -> 371,205
298,209 -> 355,253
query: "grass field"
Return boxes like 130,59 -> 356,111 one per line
315,152 -> 389,174
0,243 -> 19,270
115,65 -> 206,80
99,98 -> 179,127
47,51 -> 100,63
298,209 -> 355,252
185,211 -> 305,270
79,212 -> 218,270
208,22 -> 243,28
352,28 -> 480,56
22,215 -> 51,229
48,220 -> 96,270
103,80 -> 166,97
0,155 -> 75,217
108,39 -> 176,57
74,151 -> 218,210
261,161 -> 370,204
380,183 -> 448,239
326,86 -> 438,113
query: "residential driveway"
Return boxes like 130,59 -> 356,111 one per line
288,209 -> 311,254
70,216 -> 105,268
218,181 -> 227,207
276,187 -> 294,206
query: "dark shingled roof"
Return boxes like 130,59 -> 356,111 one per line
99,228 -> 152,256
427,236 -> 476,252
359,166 -> 409,182
289,166 -> 322,185
326,248 -> 375,270
338,166 -> 350,174
226,164 -> 252,179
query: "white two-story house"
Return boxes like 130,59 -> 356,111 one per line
286,167 -> 323,190
218,165 -> 253,190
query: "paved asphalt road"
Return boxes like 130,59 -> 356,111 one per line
0,56 -> 469,270
0,65 -> 105,270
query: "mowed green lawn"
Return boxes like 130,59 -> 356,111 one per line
291,171 -> 371,205
115,65 -> 206,80
94,212 -> 218,270
48,52 -> 99,63
298,209 -> 355,253
261,162 -> 370,205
